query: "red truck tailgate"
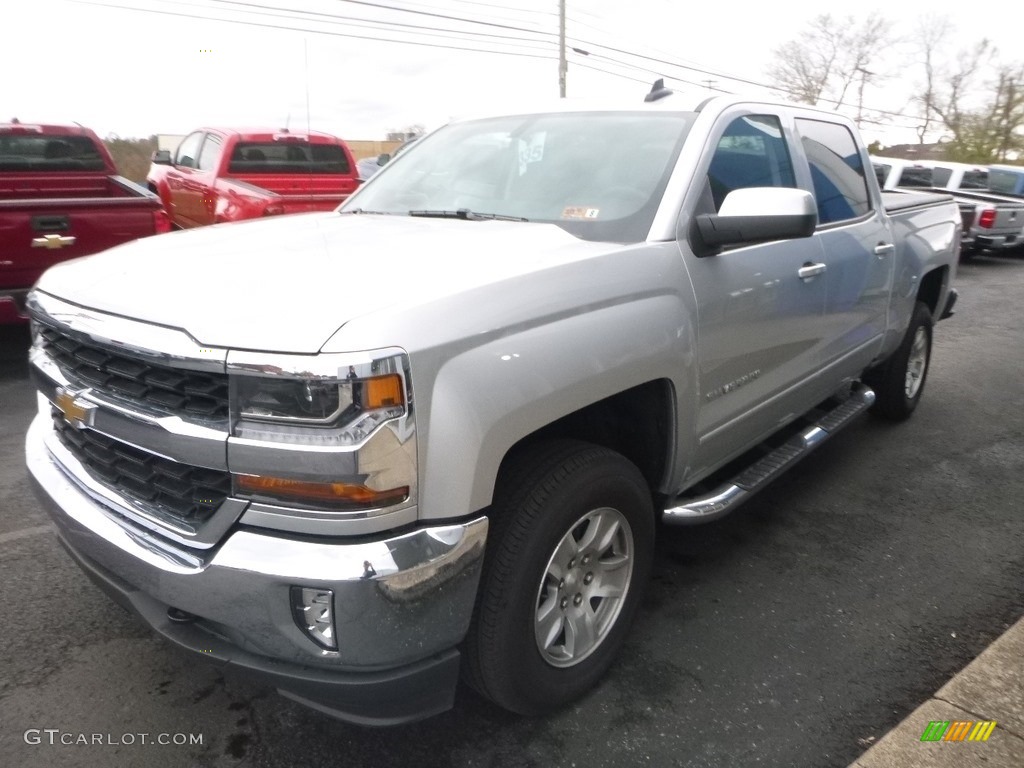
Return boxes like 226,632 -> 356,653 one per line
227,172 -> 356,212
0,195 -> 165,289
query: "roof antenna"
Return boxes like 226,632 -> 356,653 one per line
644,78 -> 673,103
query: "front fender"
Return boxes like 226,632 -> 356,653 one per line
418,293 -> 694,520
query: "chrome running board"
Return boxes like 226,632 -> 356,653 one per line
662,383 -> 876,525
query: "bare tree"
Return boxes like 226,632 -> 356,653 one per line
768,14 -> 896,120
911,16 -> 952,144
912,30 -> 1024,162
767,15 -> 843,105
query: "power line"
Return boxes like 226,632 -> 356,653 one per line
72,0 -> 557,59
392,0 -> 555,28
209,0 -> 555,50
72,0 -> 933,130
570,35 -> 929,127
332,0 -> 558,37
570,59 -> 650,85
565,12 -> 751,87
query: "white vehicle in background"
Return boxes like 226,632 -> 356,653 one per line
924,160 -> 990,191
872,155 -> 1024,256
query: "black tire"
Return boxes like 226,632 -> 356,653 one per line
864,301 -> 933,421
463,440 -> 655,715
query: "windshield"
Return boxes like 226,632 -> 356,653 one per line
343,111 -> 693,243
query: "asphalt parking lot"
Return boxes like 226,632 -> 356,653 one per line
1,253 -> 1022,768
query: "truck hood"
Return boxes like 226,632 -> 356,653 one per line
35,212 -> 615,353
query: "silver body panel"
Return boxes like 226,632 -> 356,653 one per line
24,93 -> 960,714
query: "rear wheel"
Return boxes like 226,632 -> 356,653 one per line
865,300 -> 933,421
463,440 -> 654,715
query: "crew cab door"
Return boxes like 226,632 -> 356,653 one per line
167,131 -> 207,228
193,134 -> 223,226
795,118 -> 892,378
681,112 -> 828,473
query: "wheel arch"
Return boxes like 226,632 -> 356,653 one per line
498,379 -> 675,496
917,265 -> 949,317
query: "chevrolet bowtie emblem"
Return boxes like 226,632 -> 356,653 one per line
55,388 -> 96,429
32,234 -> 77,250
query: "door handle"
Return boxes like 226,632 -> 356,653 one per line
798,262 -> 826,280
874,243 -> 896,256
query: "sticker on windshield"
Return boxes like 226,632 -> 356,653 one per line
518,133 -> 546,175
561,206 -> 600,220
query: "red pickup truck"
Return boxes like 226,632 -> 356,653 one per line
146,128 -> 359,228
0,121 -> 171,323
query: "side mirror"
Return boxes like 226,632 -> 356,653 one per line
151,150 -> 172,165
693,187 -> 818,254
377,153 -> 391,166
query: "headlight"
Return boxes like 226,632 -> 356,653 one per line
226,349 -> 415,513
238,378 -> 353,423
229,352 -> 407,446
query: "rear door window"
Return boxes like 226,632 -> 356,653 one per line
197,134 -> 223,172
931,166 -> 952,187
796,119 -> 872,225
898,166 -> 933,187
960,170 -> 988,189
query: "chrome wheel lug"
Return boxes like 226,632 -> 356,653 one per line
584,572 -> 593,585
560,597 -> 568,609
573,593 -> 583,607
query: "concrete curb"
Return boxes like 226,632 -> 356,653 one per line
849,615 -> 1024,767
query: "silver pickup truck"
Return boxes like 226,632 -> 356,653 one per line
24,87 -> 960,725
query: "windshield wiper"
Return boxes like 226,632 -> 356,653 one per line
408,208 -> 528,222
338,208 -> 400,215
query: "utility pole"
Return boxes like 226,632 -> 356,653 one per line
855,67 -> 873,128
558,0 -> 566,97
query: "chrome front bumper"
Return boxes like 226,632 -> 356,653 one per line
26,413 -> 488,724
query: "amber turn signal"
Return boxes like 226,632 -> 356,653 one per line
236,474 -> 408,509
363,374 -> 404,409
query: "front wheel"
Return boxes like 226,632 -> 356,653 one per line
865,300 -> 933,421
463,440 -> 654,715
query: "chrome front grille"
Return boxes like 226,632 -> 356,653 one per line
51,408 -> 231,523
38,325 -> 229,421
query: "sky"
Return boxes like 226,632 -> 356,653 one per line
3,0 -> 1020,147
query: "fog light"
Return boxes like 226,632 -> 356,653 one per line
291,587 -> 337,651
